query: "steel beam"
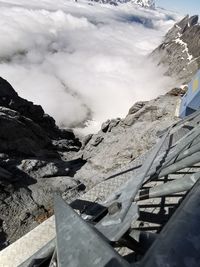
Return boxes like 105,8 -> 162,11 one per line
96,130 -> 170,241
54,194 -> 130,267
139,179 -> 200,267
136,171 -> 200,201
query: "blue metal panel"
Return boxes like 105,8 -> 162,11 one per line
179,70 -> 200,118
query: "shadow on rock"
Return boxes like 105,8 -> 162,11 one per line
0,219 -> 8,250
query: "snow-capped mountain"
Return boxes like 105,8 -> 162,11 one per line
152,15 -> 200,83
89,0 -> 155,8
132,0 -> 155,9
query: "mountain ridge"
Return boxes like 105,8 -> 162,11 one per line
152,15 -> 200,83
88,0 -> 155,8
132,0 -> 155,8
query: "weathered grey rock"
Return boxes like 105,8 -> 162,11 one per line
152,15 -> 200,83
123,104 -> 158,126
0,78 -> 84,249
0,174 -> 80,249
0,77 -> 81,148
17,159 -> 71,179
0,185 -> 39,249
167,87 -> 187,96
101,118 -> 120,133
75,93 -> 180,186
90,136 -> 104,147
52,139 -> 80,152
0,156 -> 85,248
29,176 -> 79,206
128,101 -> 146,115
101,120 -> 111,133
81,134 -> 93,150
0,107 -> 52,156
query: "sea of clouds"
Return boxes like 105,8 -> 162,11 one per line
0,0 -> 182,134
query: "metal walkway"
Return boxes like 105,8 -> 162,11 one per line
3,109 -> 200,267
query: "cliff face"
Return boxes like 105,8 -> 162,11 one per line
0,77 -> 85,249
152,15 -> 200,83
0,77 -> 81,144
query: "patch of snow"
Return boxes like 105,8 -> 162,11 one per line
82,0 -> 155,8
175,37 -> 193,62
131,0 -> 155,9
180,84 -> 188,89
175,24 -> 181,30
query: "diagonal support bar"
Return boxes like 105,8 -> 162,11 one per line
96,129 -> 171,241
139,179 -> 200,267
54,194 -> 130,267
136,171 -> 200,201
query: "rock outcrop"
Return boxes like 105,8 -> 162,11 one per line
152,15 -> 200,83
0,78 -> 84,249
0,107 -> 51,156
75,92 -> 180,187
0,77 -> 81,146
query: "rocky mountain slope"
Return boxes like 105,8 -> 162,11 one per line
75,89 -> 182,187
152,15 -> 200,83
0,78 -> 85,249
0,77 -> 183,250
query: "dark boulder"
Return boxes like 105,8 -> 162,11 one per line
0,107 -> 51,156
0,77 -> 81,147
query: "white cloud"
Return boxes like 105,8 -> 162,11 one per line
0,0 -> 181,134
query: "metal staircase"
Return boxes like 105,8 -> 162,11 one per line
15,109 -> 200,267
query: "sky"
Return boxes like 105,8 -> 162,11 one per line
0,0 -> 180,134
157,0 -> 200,15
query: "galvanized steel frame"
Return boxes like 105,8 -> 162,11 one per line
21,109 -> 200,267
